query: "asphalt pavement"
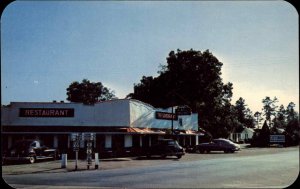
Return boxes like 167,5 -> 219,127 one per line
1,144 -> 297,175
3,146 -> 299,188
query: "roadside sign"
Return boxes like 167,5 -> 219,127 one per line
155,111 -> 178,120
70,133 -> 81,151
69,132 -> 97,170
270,135 -> 285,143
83,133 -> 96,141
175,106 -> 192,115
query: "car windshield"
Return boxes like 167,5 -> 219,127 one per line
214,139 -> 235,145
167,140 -> 180,147
159,140 -> 180,147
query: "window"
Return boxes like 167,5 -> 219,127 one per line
31,142 -> 36,147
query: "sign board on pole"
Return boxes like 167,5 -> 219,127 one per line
155,111 -> 178,120
175,106 -> 192,115
270,135 -> 285,143
70,133 -> 80,151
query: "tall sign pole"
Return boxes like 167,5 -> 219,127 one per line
84,133 -> 95,170
71,133 -> 80,171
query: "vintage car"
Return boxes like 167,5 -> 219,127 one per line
193,138 -> 241,153
145,139 -> 185,159
2,140 -> 59,164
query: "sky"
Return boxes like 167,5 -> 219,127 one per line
1,1 -> 299,114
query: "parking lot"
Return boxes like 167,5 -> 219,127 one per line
2,145 -> 298,175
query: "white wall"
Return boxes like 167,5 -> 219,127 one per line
1,100 -> 130,127
129,101 -> 198,130
2,99 -> 198,131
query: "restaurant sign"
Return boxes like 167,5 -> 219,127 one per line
155,111 -> 178,120
19,108 -> 74,117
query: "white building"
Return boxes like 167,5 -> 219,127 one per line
229,127 -> 255,143
1,99 -> 202,157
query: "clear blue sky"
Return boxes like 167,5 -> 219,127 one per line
1,1 -> 298,113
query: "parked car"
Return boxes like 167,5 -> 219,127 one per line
145,139 -> 185,159
2,140 -> 59,164
193,138 -> 240,153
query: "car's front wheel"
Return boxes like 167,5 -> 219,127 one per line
28,156 -> 36,164
177,155 -> 182,159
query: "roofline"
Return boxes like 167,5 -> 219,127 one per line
5,98 -> 155,107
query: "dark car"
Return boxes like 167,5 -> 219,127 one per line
145,139 -> 185,159
3,140 -> 59,164
193,138 -> 240,153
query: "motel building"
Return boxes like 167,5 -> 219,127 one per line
1,99 -> 204,158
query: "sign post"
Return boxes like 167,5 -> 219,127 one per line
71,133 -> 80,171
83,133 -> 96,170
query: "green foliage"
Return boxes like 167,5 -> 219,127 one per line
254,111 -> 263,128
251,120 -> 270,147
286,102 -> 297,122
66,79 -> 116,105
234,97 -> 255,128
274,105 -> 286,128
262,96 -> 278,124
256,100 -> 299,146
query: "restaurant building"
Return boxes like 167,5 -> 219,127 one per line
1,99 -> 203,157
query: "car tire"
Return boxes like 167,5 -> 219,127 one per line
199,150 -> 205,154
161,154 -> 167,159
206,150 -> 210,154
177,155 -> 182,159
29,156 -> 36,164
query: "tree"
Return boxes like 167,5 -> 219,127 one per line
273,105 -> 286,128
251,120 -> 270,147
286,102 -> 296,123
260,120 -> 270,147
254,111 -> 263,128
285,102 -> 300,145
262,96 -> 278,125
235,97 -> 247,124
244,108 -> 255,128
234,97 -> 254,128
128,49 -> 237,138
66,79 -> 116,105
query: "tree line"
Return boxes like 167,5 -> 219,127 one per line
66,49 -> 299,141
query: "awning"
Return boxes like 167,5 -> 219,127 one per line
182,130 -> 205,136
119,128 -> 165,134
